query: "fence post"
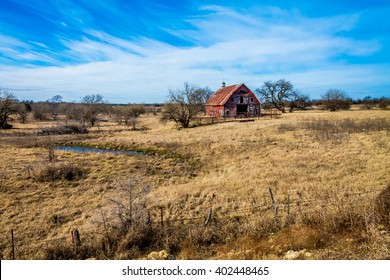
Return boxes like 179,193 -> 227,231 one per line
287,192 -> 290,218
129,180 -> 133,230
11,229 -> 15,260
160,207 -> 164,228
204,208 -> 212,226
147,210 -> 151,228
71,229 -> 81,252
269,187 -> 278,221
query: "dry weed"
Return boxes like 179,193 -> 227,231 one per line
1,110 -> 389,259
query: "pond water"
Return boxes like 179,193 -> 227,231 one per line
55,146 -> 145,156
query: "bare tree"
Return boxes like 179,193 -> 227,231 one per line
47,95 -> 63,120
115,104 -> 146,130
256,79 -> 295,113
16,102 -> 31,124
361,96 -> 374,110
288,91 -> 311,112
0,88 -> 18,129
62,103 -> 84,123
378,96 -> 390,110
81,94 -> 105,126
322,89 -> 351,111
201,86 -> 214,104
161,83 -> 209,128
32,102 -> 50,120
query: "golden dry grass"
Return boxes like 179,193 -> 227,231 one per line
0,108 -> 389,259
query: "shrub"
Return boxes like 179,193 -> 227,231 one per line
42,241 -> 100,260
30,163 -> 86,182
38,125 -> 88,135
0,89 -> 18,129
321,89 -> 352,111
278,117 -> 390,142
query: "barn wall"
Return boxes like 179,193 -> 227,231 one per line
206,105 -> 225,117
224,90 -> 260,117
205,84 -> 261,117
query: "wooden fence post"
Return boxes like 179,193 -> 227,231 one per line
269,187 -> 278,221
129,180 -> 133,230
160,207 -> 164,228
147,210 -> 151,227
71,229 -> 81,249
287,192 -> 290,218
11,229 -> 15,260
204,208 -> 212,226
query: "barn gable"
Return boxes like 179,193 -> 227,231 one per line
205,83 -> 261,117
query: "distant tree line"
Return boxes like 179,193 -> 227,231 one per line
0,89 -> 154,130
255,79 -> 389,113
1,83 -> 389,130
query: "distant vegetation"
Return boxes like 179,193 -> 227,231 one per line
161,82 -> 213,128
1,108 -> 389,260
256,79 -> 310,113
1,83 -> 389,130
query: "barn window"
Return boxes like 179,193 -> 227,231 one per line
226,110 -> 229,116
240,96 -> 244,103
251,98 -> 254,102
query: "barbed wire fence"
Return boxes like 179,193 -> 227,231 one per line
1,186 -> 385,260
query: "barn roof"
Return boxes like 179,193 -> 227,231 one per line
205,84 -> 243,106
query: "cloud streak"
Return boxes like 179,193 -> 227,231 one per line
0,2 -> 389,102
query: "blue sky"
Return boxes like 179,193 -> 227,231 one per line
0,0 -> 389,103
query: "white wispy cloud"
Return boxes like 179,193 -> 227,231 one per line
0,4 -> 388,102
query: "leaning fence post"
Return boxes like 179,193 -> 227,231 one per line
11,229 -> 15,260
269,187 -> 278,221
204,208 -> 212,226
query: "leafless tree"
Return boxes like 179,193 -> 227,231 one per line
378,96 -> 390,110
47,95 -> 63,120
0,88 -> 18,129
288,90 -> 311,112
32,102 -> 50,120
115,104 -> 146,130
161,83 -> 209,128
62,103 -> 84,123
256,79 -> 295,113
81,94 -> 105,126
16,102 -> 30,123
322,89 -> 351,111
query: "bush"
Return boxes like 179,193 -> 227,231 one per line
38,125 -> 88,135
278,117 -> 390,143
0,89 -> 18,129
29,163 -> 86,182
43,241 -> 100,260
379,97 -> 390,110
321,89 -> 352,111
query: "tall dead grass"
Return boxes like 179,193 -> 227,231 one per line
1,110 -> 389,259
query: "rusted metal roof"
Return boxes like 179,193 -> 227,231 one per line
206,83 -> 260,106
205,84 -> 242,106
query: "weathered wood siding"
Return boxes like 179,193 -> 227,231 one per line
205,84 -> 260,117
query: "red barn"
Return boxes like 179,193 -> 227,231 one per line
205,82 -> 261,117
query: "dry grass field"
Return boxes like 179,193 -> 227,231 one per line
1,108 -> 389,260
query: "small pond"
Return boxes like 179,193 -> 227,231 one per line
55,146 -> 145,156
